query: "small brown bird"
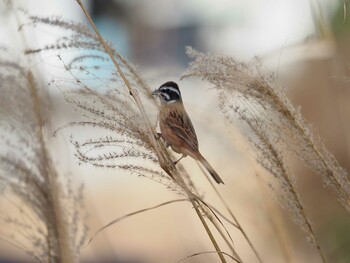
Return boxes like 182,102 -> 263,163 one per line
152,81 -> 224,184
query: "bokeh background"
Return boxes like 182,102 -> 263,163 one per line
1,0 -> 350,262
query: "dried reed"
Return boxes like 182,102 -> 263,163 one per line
182,47 -> 350,262
0,57 -> 85,262
20,3 -> 246,263
0,4 -> 86,262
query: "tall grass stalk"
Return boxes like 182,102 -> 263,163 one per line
15,2 -> 347,262
182,47 -> 350,262
197,163 -> 263,262
0,54 -> 78,263
75,1 -> 238,262
0,4 -> 86,262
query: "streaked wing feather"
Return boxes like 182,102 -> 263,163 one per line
165,111 -> 198,152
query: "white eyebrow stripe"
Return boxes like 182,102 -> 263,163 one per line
161,92 -> 170,100
160,86 -> 180,96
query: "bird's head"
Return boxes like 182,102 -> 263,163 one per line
152,81 -> 182,104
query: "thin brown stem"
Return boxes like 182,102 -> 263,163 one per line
193,201 -> 227,263
75,1 -> 231,262
27,72 -> 75,263
198,163 -> 262,262
207,213 -> 243,262
13,4 -> 76,261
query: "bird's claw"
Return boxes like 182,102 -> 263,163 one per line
173,155 -> 185,165
155,132 -> 162,140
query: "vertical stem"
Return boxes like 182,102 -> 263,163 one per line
199,164 -> 262,262
11,3 -> 75,261
75,0 -> 164,164
75,1 -> 231,263
193,201 -> 227,263
27,72 -> 75,263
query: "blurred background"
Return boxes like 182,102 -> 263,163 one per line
1,0 -> 350,262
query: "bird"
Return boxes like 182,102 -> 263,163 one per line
152,81 -> 224,184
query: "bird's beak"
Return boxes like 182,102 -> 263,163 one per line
152,89 -> 159,96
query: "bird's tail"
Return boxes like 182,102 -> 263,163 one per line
197,154 -> 224,184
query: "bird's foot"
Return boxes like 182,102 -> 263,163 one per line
173,155 -> 185,165
155,132 -> 162,140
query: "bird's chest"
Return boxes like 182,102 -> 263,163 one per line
159,106 -> 183,153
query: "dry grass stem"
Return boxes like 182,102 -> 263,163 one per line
75,2 -> 232,261
86,198 -> 188,247
175,251 -> 239,263
198,163 -> 263,263
19,3 -> 244,262
0,56 -> 85,262
183,47 -> 350,211
0,5 -> 87,262
182,47 -> 350,262
2,2 -> 347,263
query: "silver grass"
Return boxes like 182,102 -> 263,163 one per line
23,14 -> 196,194
181,47 -> 350,262
23,13 -> 244,262
0,54 -> 86,262
183,47 -> 350,212
60,60 -> 187,194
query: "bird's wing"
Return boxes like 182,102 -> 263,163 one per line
165,110 -> 199,152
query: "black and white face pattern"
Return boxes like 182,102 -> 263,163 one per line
156,81 -> 182,104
